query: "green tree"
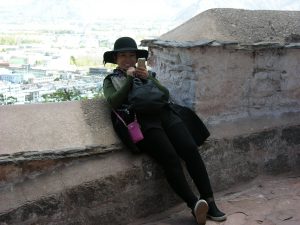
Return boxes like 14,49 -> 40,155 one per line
70,56 -> 77,65
0,35 -> 41,45
0,94 -> 4,105
92,86 -> 104,99
69,55 -> 102,67
0,36 -> 17,45
6,96 -> 17,105
0,94 -> 17,105
42,88 -> 83,102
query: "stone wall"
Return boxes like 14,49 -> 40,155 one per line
0,99 -> 118,154
0,44 -> 299,225
1,8 -> 300,224
0,95 -> 299,225
147,41 -> 300,129
0,109 -> 299,225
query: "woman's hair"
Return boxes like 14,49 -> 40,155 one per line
103,53 -> 117,65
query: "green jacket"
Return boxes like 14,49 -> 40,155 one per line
103,69 -> 169,109
102,68 -> 210,153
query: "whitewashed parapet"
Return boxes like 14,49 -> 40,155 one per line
146,39 -> 300,127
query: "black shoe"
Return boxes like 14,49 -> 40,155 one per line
192,199 -> 208,225
207,200 -> 227,221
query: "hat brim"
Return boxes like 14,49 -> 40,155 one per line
103,48 -> 148,64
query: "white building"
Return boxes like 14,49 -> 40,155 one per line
0,68 -> 23,83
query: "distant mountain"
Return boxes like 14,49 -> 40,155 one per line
0,0 -> 82,24
0,0 -> 202,26
172,0 -> 202,26
1,0 -> 300,28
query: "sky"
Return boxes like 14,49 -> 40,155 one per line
0,0 -> 299,22
79,0 -> 292,17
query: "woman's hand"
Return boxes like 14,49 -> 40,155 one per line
126,67 -> 135,76
135,67 -> 148,79
126,67 -> 148,79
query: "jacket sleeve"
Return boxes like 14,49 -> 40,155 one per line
103,75 -> 133,109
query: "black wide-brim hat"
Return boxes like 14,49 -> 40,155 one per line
103,37 -> 148,64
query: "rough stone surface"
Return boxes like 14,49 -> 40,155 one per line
128,173 -> 300,225
160,8 -> 300,44
0,152 -> 178,225
0,124 -> 299,225
147,44 -> 300,127
0,99 -> 119,155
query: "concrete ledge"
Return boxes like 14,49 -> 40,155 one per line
0,100 -> 299,224
0,123 -> 299,225
0,99 -> 118,155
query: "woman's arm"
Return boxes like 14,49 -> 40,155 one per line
103,75 -> 133,109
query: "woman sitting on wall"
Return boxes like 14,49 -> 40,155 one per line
102,36 -> 226,225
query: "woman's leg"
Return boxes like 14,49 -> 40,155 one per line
137,128 -> 198,209
165,122 -> 227,221
164,122 -> 213,199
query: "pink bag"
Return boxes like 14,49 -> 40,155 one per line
113,110 -> 144,143
127,120 -> 144,143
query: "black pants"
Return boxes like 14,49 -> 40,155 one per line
137,122 -> 213,209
